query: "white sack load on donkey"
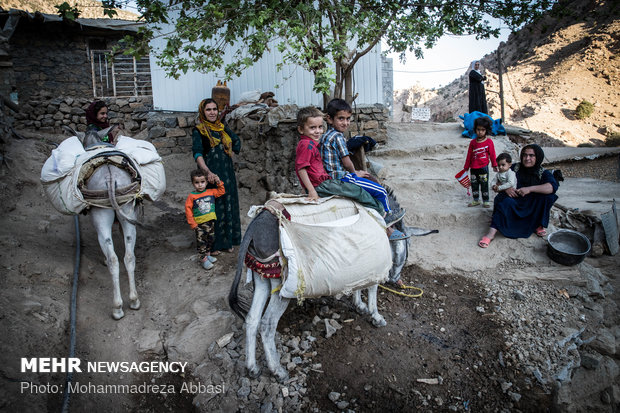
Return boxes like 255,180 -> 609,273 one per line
40,126 -> 165,319
269,196 -> 393,300
230,194 -> 402,381
40,132 -> 165,215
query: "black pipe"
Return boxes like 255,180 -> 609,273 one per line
61,215 -> 80,413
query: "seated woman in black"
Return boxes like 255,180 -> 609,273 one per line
479,144 -> 558,248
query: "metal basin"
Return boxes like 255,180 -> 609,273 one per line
547,229 -> 591,266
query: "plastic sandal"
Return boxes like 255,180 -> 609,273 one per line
478,236 -> 492,248
389,229 -> 411,241
535,227 -> 547,237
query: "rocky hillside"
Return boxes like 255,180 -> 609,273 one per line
394,0 -> 620,147
1,0 -> 138,19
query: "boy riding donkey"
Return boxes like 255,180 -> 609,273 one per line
318,99 -> 408,240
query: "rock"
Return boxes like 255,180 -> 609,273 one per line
329,319 -> 343,330
508,391 -> 522,402
217,332 -> 234,348
417,378 -> 439,385
328,391 -> 340,402
337,400 -> 350,409
580,351 -> 602,370
325,320 -> 337,338
148,125 -> 167,139
164,117 -> 178,128
166,128 -> 187,138
136,329 -> 164,355
282,387 -> 289,397
260,401 -> 273,413
237,384 -> 251,398
280,353 -> 291,364
166,311 -> 235,364
590,329 -> 616,356
553,356 -> 620,411
501,382 -> 512,392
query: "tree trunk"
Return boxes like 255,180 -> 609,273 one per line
334,61 -> 343,100
344,68 -> 353,104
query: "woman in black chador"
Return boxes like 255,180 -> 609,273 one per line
468,60 -> 488,114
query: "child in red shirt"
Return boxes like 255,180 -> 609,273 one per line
295,106 -> 409,241
185,169 -> 226,270
463,117 -> 498,208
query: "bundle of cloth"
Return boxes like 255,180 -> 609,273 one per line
40,135 -> 165,215
460,111 -> 506,139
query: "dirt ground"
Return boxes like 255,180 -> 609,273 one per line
298,267 -> 522,412
1,122 -> 618,412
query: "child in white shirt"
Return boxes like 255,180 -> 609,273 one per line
492,153 -> 517,193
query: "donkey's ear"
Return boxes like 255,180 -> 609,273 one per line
97,125 -> 115,140
62,125 -> 85,142
62,125 -> 78,136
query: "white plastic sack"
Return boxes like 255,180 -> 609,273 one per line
40,136 -> 86,182
237,89 -> 262,104
278,199 -> 391,300
40,136 -> 165,215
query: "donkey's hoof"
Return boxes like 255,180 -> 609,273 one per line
130,299 -> 141,310
273,367 -> 289,383
112,308 -> 125,320
247,366 -> 261,379
356,304 -> 370,315
372,315 -> 387,327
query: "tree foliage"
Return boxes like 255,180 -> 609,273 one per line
101,0 -> 556,102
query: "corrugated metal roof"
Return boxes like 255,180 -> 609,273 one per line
1,8 -> 143,32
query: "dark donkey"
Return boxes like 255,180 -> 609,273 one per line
229,189 -> 411,381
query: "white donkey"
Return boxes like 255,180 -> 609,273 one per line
229,193 -> 410,381
73,126 -> 141,319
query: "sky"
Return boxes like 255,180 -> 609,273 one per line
386,26 -> 512,90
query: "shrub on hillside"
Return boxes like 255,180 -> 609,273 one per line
605,132 -> 620,147
575,100 -> 594,119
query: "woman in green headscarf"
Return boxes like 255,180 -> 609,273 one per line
192,98 -> 242,254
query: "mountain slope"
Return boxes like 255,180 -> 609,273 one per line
1,0 -> 138,20
394,0 -> 620,146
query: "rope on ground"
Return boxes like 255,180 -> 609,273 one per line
380,283 -> 423,298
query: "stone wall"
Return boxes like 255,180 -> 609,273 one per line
13,97 -> 389,195
13,93 -> 153,135
10,21 -> 115,103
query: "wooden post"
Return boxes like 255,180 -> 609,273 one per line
498,48 -> 505,123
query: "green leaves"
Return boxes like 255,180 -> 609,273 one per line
54,2 -> 81,20
111,0 -> 556,101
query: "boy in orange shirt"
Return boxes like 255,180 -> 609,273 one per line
185,169 -> 226,270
